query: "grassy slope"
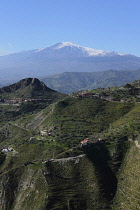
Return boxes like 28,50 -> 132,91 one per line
1,93 -> 140,209
113,142 -> 140,209
103,104 -> 140,141
40,97 -> 134,147
0,96 -> 134,169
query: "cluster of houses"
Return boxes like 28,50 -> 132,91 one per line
77,86 -> 140,103
77,92 -> 114,101
80,137 -> 105,147
78,92 -> 100,99
77,91 -> 134,102
0,97 -> 51,105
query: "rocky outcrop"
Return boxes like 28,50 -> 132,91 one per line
0,154 -> 110,210
0,166 -> 48,210
0,167 -> 24,210
0,78 -> 54,94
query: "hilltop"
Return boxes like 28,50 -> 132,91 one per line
0,78 -> 52,93
0,77 -> 65,100
0,78 -> 66,126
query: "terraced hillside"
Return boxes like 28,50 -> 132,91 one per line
0,79 -> 140,209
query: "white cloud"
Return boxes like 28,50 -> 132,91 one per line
8,43 -> 14,48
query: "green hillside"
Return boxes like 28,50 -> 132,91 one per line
41,69 -> 140,93
1,79 -> 140,209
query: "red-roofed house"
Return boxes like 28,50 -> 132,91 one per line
80,139 -> 89,146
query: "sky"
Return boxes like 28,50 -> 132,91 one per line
0,0 -> 140,56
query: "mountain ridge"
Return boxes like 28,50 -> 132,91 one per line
33,42 -> 129,57
1,42 -> 132,57
0,42 -> 140,84
41,69 -> 140,94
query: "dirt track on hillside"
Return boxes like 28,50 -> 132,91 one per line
26,111 -> 47,130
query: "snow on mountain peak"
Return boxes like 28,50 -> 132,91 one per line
52,42 -> 127,56
34,42 -> 127,57
50,42 -> 79,49
35,48 -> 45,52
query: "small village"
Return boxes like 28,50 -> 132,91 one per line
77,91 -> 114,101
77,85 -> 140,102
0,97 -> 51,105
40,125 -> 105,148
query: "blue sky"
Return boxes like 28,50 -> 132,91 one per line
0,0 -> 140,56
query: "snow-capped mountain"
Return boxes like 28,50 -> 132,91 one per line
0,42 -> 140,85
34,42 -> 127,57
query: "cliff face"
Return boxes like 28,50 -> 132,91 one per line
0,141 -> 140,210
0,165 -> 48,210
0,154 -> 110,210
44,154 -> 106,210
0,167 -> 24,210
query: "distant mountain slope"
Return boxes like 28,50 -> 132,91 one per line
0,78 -> 65,100
41,69 -> 140,93
0,42 -> 140,84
